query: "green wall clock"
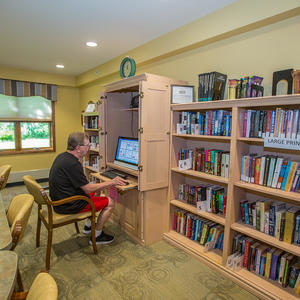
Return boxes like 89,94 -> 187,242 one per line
120,57 -> 136,78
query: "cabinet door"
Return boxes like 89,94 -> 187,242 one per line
139,80 -> 170,191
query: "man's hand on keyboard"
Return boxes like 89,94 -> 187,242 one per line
111,176 -> 128,186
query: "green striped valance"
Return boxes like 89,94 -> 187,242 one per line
0,79 -> 57,101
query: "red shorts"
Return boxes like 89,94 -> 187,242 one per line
79,192 -> 109,213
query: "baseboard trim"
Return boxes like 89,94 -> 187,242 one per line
8,168 -> 50,184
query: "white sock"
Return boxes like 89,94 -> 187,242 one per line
85,219 -> 91,227
95,230 -> 102,237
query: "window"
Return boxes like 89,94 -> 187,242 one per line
0,94 -> 55,154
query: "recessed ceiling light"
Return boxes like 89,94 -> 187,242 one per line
56,64 -> 64,69
86,42 -> 98,47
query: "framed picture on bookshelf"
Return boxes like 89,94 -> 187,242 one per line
171,85 -> 194,104
85,102 -> 96,112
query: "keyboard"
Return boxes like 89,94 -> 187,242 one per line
100,170 -> 127,179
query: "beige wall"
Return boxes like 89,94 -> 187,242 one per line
0,69 -> 81,172
78,12 -> 300,109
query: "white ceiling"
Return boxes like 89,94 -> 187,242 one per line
0,0 -> 235,76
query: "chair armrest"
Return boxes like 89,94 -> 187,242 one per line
48,195 -> 96,215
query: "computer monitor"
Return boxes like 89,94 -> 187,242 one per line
114,137 -> 139,170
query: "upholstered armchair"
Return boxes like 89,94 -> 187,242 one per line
0,164 -> 12,190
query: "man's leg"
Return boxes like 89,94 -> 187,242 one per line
95,197 -> 114,231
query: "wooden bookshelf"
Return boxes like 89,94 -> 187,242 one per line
164,94 -> 300,300
82,102 -> 106,179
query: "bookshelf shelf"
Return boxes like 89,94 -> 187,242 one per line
164,230 -> 223,264
237,137 -> 263,143
232,268 -> 299,300
84,165 -> 98,173
235,181 -> 300,203
171,199 -> 225,225
84,128 -> 100,132
231,221 -> 300,257
82,112 -> 99,117
89,147 -> 99,152
173,133 -> 231,141
171,167 -> 229,184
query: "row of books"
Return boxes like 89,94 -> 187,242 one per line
84,116 -> 99,129
178,148 -> 230,178
232,234 -> 300,293
177,110 -> 232,136
240,155 -> 300,193
178,183 -> 227,215
173,209 -> 224,249
242,108 -> 300,139
89,135 -> 99,149
198,71 -> 227,102
240,200 -> 300,245
228,76 -> 263,100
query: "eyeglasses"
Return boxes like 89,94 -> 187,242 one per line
80,143 -> 90,148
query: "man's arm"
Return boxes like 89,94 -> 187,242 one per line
80,176 -> 127,194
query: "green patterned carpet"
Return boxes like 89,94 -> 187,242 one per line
2,185 -> 258,300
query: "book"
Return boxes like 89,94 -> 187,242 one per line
284,206 -> 300,244
269,249 -> 283,280
276,160 -> 288,189
282,254 -> 295,287
278,253 -> 289,285
265,248 -> 276,278
289,261 -> 300,288
271,157 -> 284,188
285,161 -> 299,192
269,202 -> 286,237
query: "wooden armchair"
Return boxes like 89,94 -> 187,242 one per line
6,194 -> 34,292
0,164 -> 12,190
23,175 -> 98,270
10,271 -> 58,300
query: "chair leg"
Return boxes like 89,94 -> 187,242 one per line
17,268 -> 24,292
75,222 -> 80,234
90,223 -> 98,255
46,228 -> 53,270
36,216 -> 41,248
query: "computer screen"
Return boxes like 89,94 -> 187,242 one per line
114,137 -> 139,170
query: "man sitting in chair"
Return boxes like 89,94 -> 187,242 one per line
49,132 -> 127,245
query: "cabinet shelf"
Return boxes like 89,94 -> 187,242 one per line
235,181 -> 300,203
171,199 -> 225,225
173,133 -> 231,141
171,167 -> 229,184
89,147 -> 99,152
231,221 -> 300,257
237,137 -> 264,143
82,112 -> 99,117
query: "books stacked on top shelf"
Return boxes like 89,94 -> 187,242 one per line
228,76 -> 263,100
178,183 -> 226,216
240,155 -> 300,193
242,108 -> 300,139
240,200 -> 300,246
84,116 -> 99,129
198,72 -> 227,102
173,209 -> 224,249
89,135 -> 99,149
177,110 -> 231,136
231,234 -> 300,294
178,147 -> 230,178
88,153 -> 99,170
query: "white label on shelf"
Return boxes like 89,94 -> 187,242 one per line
264,137 -> 300,150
